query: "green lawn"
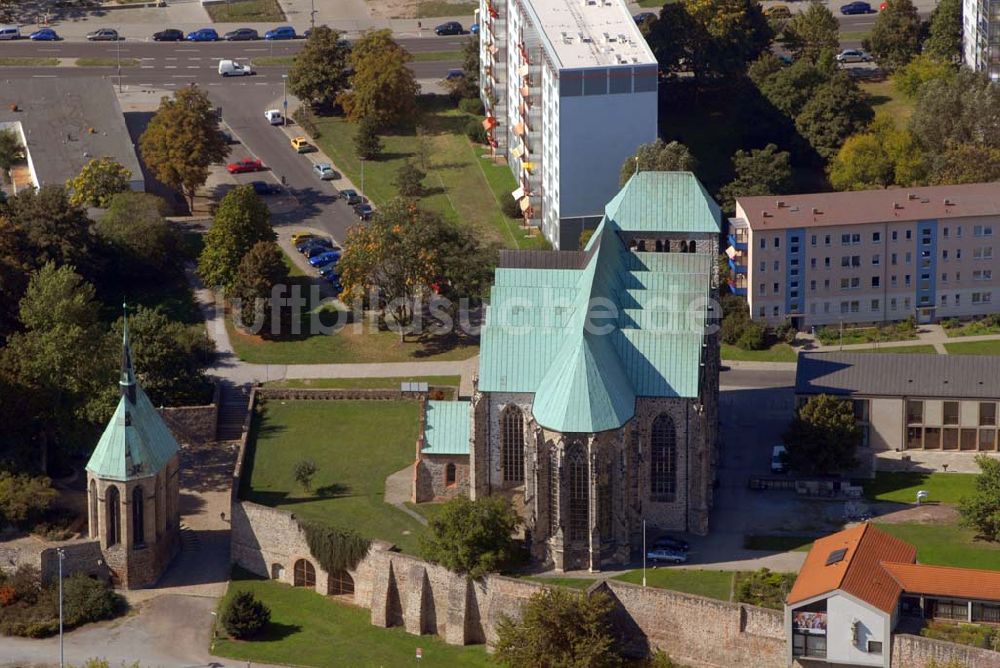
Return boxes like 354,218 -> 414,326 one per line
205,0 -> 285,22
0,57 -> 58,66
635,0 -> 677,7
310,99 -> 548,250
265,375 -> 461,390
875,522 -> 1000,570
721,343 -> 797,363
851,344 -> 938,354
860,79 -> 915,125
412,50 -> 463,62
744,535 -> 815,552
523,576 -> 593,590
213,569 -> 491,667
415,1 -> 478,18
613,569 -> 735,601
75,58 -> 139,67
945,340 -> 1000,356
281,249 -> 306,277
404,501 -> 450,525
863,471 -> 978,505
242,399 -> 427,554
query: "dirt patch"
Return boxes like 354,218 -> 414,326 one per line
371,0 -> 476,20
874,502 -> 959,525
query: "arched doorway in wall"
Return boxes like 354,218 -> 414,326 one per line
293,559 -> 316,588
271,563 -> 285,580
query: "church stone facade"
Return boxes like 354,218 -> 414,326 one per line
86,312 -> 181,588
416,172 -> 721,572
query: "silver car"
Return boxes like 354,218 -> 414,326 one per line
313,163 -> 336,181
836,49 -> 872,63
87,28 -> 120,41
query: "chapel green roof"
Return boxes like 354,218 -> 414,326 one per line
86,311 -> 180,481
422,400 -> 471,455
603,171 -> 721,234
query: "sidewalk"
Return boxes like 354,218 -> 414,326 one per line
798,323 -> 1000,355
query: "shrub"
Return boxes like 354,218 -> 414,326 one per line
501,194 -> 523,219
301,521 -> 371,573
291,106 -> 321,139
736,321 -> 768,350
293,459 -> 317,492
734,568 -> 797,610
221,590 -> 271,640
0,585 -> 16,607
61,573 -> 125,628
394,161 -> 427,198
0,471 -> 57,529
354,116 -> 383,160
9,565 -> 41,605
773,322 -> 798,345
458,97 -> 485,115
465,118 -> 487,144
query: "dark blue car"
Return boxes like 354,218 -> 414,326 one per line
309,251 -> 341,267
265,26 -> 296,40
29,28 -> 60,41
186,28 -> 218,42
840,1 -> 873,14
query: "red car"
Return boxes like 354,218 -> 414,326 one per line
226,158 -> 263,174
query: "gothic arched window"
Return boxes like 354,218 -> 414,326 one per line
445,463 -> 457,486
132,486 -> 145,547
500,406 -> 525,484
106,485 -> 121,547
650,415 -> 677,501
548,446 -> 559,534
568,445 -> 589,542
294,559 -> 316,588
598,460 -> 612,539
89,480 -> 98,539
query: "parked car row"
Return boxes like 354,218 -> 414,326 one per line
293,234 -> 343,294
646,534 -> 691,565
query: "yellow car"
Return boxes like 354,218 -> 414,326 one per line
291,232 -> 315,245
764,4 -> 791,18
291,136 -> 315,153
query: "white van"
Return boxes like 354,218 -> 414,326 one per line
0,26 -> 21,40
264,109 -> 284,125
218,59 -> 254,77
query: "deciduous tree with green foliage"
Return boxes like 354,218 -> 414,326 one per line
494,588 -> 620,668
93,192 -> 177,280
909,70 -> 1000,169
864,0 -> 922,72
893,54 -> 956,99
337,29 -> 420,129
65,157 -> 131,209
0,128 -> 24,174
959,455 -> 1000,541
293,459 -> 317,492
783,394 -> 861,474
446,35 -> 481,99
139,86 -> 229,210
783,2 -> 839,63
923,0 -> 962,62
353,116 -> 383,160
717,143 -> 792,212
829,114 -> 925,190
230,241 -> 289,334
619,139 -> 697,187
418,496 -> 519,578
0,471 -> 56,529
751,56 -> 830,118
287,26 -> 352,110
3,186 -> 95,277
930,144 -> 1000,185
198,185 -> 275,290
795,72 -> 874,159
394,160 -> 426,197
0,218 -> 30,341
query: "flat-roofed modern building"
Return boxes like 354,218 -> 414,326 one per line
477,0 -> 658,250
729,183 -> 1000,328
963,0 -> 1000,81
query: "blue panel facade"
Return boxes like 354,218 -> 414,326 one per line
785,228 -> 805,318
916,220 -> 938,311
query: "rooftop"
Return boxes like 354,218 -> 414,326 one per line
786,523 -> 917,613
0,77 -> 143,190
735,182 -> 1000,231
422,400 -> 471,455
522,0 -> 656,69
881,562 -> 1000,603
796,352 -> 1000,400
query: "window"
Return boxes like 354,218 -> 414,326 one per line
957,249 -> 962,260
329,570 -> 355,596
867,641 -> 883,654
791,235 -> 799,243
567,445 -> 588,542
873,232 -> 881,242
89,480 -> 98,540
824,235 -> 831,246
759,284 -> 766,295
905,275 -> 911,287
891,275 -> 897,287
773,306 -> 779,317
759,261 -> 766,273
980,430 -> 996,450
943,227 -> 949,237
872,276 -> 880,287
942,273 -> 948,283
811,235 -> 817,246
598,461 -> 612,538
132,486 -> 144,548
890,298 -> 897,310
793,633 -> 827,659
973,602 -> 1000,624
650,415 -> 677,501
905,297 -> 911,309
548,448 -> 559,533
810,258 -> 817,269
294,559 -> 316,588
907,401 -> 923,424
892,230 -> 898,241
774,236 -> 780,248
840,301 -> 849,314
943,428 -> 959,450
841,233 -> 851,245
871,299 -> 880,311
906,230 -> 912,240
872,254 -> 880,266
774,260 -> 780,271
943,401 -> 959,425
957,226 -> 963,238
824,257 -> 831,268
928,598 -> 968,620
891,253 -> 898,265
773,282 -> 780,294
500,406 -> 525,484
980,403 -> 996,426
906,252 -> 912,264
974,247 -> 993,260
840,278 -> 849,289
841,256 -> 850,268
924,427 -> 941,449
810,280 -> 816,291
759,306 -> 765,317
851,301 -> 859,313
760,238 -> 766,249
852,233 -> 861,244
943,250 -> 949,261
106,485 -> 120,547
974,225 -> 994,237
941,294 -> 947,306
445,463 -> 457,486
824,302 -> 830,313
974,270 -> 993,281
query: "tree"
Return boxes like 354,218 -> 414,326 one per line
783,394 -> 861,474
959,456 -> 1000,541
93,192 -> 177,280
447,36 -> 481,99
418,496 -> 519,578
4,186 -> 94,276
923,0 -> 962,62
795,72 -> 874,159
138,86 -> 229,210
829,114 -> 925,190
65,157 -> 131,209
864,0 -> 922,72
111,306 -> 214,407
893,54 -> 955,99
230,241 -> 290,334
619,140 -> 697,187
198,185 -> 275,290
394,161 -> 426,197
579,229 -> 595,249
0,218 -> 30,341
220,590 -> 271,640
0,128 -> 24,174
909,70 -> 1000,162
784,3 -> 839,63
293,459 -> 317,492
734,568 -> 797,610
752,58 -> 829,118
0,472 -> 56,529
494,588 -> 620,668
337,29 -> 420,129
354,117 -> 384,160
287,26 -> 352,110
930,144 -> 1000,185
717,143 -> 792,212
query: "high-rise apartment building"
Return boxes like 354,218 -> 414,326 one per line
477,0 -> 658,249
964,0 -> 1000,81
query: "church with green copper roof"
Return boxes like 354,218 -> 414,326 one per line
413,172 -> 722,572
85,308 -> 181,588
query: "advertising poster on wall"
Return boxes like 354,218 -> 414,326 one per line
793,611 -> 828,635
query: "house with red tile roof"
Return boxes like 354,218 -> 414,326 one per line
785,523 -> 1000,666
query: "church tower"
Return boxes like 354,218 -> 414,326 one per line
86,306 -> 181,588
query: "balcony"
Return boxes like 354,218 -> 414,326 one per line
728,257 -> 747,275
727,233 -> 748,251
727,279 -> 747,296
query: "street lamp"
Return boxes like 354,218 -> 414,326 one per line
642,519 -> 646,588
116,29 -> 122,93
57,548 -> 65,667
282,74 -> 288,127
360,157 -> 366,201
310,0 -> 316,31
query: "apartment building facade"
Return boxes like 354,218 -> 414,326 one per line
477,0 -> 658,250
963,0 -> 1000,81
729,183 -> 1000,329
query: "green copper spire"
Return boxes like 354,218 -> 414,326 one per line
120,302 -> 136,403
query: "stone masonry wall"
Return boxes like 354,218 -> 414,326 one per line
156,383 -> 219,445
892,632 -> 1000,668
413,454 -> 470,502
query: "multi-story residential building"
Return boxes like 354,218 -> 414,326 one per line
477,0 -> 658,250
963,0 -> 1000,81
729,183 -> 1000,328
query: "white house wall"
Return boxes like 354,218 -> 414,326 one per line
826,593 -> 890,668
